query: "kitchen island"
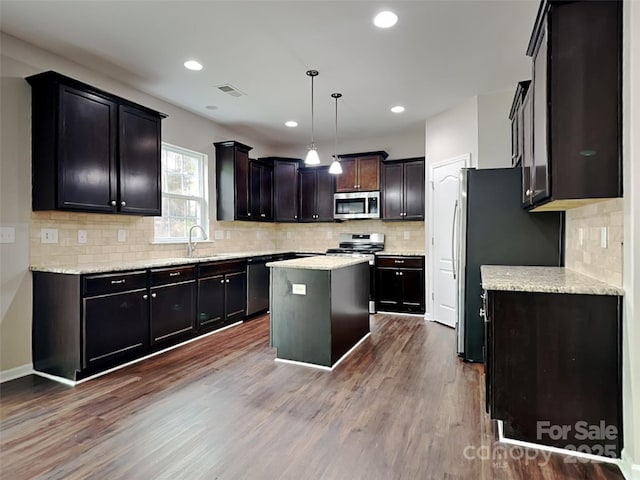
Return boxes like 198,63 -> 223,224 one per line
267,256 -> 370,369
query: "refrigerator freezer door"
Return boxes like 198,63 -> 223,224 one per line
455,169 -> 469,356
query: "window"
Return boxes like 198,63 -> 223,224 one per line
154,143 -> 209,242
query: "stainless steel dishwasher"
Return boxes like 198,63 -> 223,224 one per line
246,255 -> 271,317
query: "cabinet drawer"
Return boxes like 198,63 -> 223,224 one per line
83,271 -> 147,296
376,256 -> 424,268
150,266 -> 196,286
199,259 -> 246,278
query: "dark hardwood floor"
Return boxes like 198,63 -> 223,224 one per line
1,314 -> 623,480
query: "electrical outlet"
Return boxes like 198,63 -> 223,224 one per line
214,230 -> 224,240
41,228 -> 59,244
226,231 -> 231,239
578,228 -> 584,246
292,284 -> 306,295
404,231 -> 410,240
78,230 -> 87,244
0,227 -> 16,244
117,229 -> 127,242
600,226 -> 608,249
286,231 -> 292,239
326,231 -> 332,239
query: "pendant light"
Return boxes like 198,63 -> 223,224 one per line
329,93 -> 343,175
304,70 -> 320,165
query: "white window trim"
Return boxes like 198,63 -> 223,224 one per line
154,142 -> 209,243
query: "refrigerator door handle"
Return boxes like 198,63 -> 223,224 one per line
451,200 -> 459,280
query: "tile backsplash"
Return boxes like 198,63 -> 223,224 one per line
30,212 -> 424,267
564,198 -> 623,288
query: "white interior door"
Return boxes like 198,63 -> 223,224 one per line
430,156 -> 467,328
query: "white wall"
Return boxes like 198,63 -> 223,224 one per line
0,33 -> 275,374
621,1 -> 640,477
477,91 -> 514,169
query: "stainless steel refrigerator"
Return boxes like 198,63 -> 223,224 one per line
455,168 -> 564,362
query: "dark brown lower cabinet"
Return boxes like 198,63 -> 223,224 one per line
485,289 -> 622,458
375,256 -> 425,314
197,260 -> 246,332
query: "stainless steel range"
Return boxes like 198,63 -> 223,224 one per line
326,233 -> 384,313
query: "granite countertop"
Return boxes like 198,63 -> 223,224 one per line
30,250 -> 326,275
481,265 -> 624,296
266,255 -> 370,271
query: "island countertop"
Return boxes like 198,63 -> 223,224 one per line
480,265 -> 624,296
266,255 -> 370,271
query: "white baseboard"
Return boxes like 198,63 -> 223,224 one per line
620,450 -> 640,480
0,363 -> 34,383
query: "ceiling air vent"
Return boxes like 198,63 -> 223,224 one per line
216,84 -> 245,97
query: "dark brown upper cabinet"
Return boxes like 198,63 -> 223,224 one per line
524,0 -> 622,211
381,158 -> 425,221
215,141 -> 252,221
261,157 -> 301,222
508,80 -> 531,168
335,151 -> 388,192
249,159 -> 273,222
298,166 -> 335,222
27,71 -> 165,216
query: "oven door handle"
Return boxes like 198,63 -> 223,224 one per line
451,200 -> 458,280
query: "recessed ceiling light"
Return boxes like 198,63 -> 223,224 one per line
391,105 -> 405,113
374,11 -> 398,28
184,60 -> 203,71
285,121 -> 298,128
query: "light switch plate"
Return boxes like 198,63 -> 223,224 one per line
117,229 -> 127,242
78,230 -> 87,244
0,227 -> 16,244
286,231 -> 292,239
578,228 -> 584,246
214,230 -> 224,240
404,231 -> 410,240
41,228 -> 58,244
226,231 -> 231,239
292,284 -> 306,295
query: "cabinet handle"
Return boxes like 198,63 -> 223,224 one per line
398,271 -> 403,276
394,260 -> 404,264
525,189 -> 532,197
169,272 -> 180,277
261,214 -> 265,218
294,215 -> 298,219
479,307 -> 486,319
151,292 -> 157,298
143,294 -> 149,300
226,279 -> 230,283
120,201 -> 126,207
111,279 -> 126,284
220,280 -> 224,284
248,212 -> 251,217
110,200 -> 116,206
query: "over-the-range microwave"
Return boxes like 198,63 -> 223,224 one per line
333,191 -> 380,220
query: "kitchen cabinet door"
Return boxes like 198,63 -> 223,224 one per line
521,92 -> 534,207
215,141 -> 253,220
315,167 -> 335,221
531,25 -> 549,205
249,160 -> 273,221
399,268 -> 425,312
509,81 -> 530,168
357,155 -> 381,191
271,158 -> 300,222
84,289 -> 149,369
381,162 -> 403,219
197,275 -> 226,331
225,271 -> 246,325
375,256 -> 425,314
118,105 -> 162,215
375,268 -> 401,310
403,160 -> 425,220
298,169 -> 317,221
335,158 -> 357,192
150,281 -> 196,346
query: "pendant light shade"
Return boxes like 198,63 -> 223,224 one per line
329,93 -> 343,175
304,70 -> 321,165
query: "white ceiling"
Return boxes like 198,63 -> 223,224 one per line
0,0 -> 539,150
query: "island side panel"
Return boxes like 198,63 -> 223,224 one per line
330,263 -> 370,364
270,267 -> 332,367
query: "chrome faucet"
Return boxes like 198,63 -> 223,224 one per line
187,225 -> 207,257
